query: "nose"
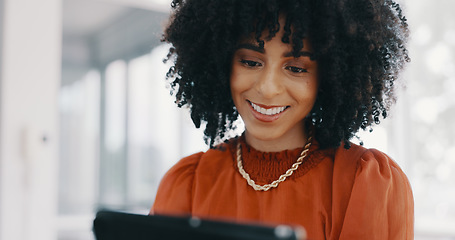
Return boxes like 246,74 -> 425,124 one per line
255,66 -> 284,98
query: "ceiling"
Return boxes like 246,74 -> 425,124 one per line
62,0 -> 171,36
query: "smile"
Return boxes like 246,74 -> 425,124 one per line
248,101 -> 288,116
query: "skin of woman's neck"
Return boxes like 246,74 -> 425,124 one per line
244,121 -> 309,152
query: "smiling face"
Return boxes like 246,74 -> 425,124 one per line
230,23 -> 318,151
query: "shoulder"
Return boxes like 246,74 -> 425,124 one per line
333,143 -> 410,185
331,143 -> 414,239
151,142 -> 234,215
163,141 -> 234,180
164,151 -> 204,181
342,144 -> 414,207
151,151 -> 202,215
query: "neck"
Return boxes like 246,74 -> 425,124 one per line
244,125 -> 309,152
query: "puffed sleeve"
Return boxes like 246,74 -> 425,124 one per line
150,152 -> 203,216
335,148 -> 414,240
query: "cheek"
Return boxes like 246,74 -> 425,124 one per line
229,74 -> 239,96
289,77 -> 319,104
229,75 -> 242,106
230,68 -> 249,98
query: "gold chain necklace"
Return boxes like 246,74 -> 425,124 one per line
236,134 -> 313,191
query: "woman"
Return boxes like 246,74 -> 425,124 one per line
151,0 -> 413,239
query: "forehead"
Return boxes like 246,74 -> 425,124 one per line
236,15 -> 312,50
236,31 -> 313,56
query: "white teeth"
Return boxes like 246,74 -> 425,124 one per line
250,102 -> 287,116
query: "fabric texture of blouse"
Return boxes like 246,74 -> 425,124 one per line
151,136 -> 414,240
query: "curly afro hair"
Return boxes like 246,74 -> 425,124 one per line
162,0 -> 409,149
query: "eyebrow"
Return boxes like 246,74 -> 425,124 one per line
236,43 -> 265,53
235,43 -> 313,58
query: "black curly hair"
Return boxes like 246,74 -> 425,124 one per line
162,0 -> 409,149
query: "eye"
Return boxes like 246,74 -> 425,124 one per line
240,59 -> 262,68
285,66 -> 308,73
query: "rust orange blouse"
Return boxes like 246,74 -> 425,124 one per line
151,137 -> 414,240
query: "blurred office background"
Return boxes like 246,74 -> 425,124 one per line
0,0 -> 454,239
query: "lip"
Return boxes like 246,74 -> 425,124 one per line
251,101 -> 284,109
247,100 -> 289,122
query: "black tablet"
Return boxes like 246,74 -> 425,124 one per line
93,210 -> 307,240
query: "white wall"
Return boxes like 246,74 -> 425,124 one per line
0,0 -> 61,239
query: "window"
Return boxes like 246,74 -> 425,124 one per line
97,45 -> 208,212
58,70 -> 100,239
